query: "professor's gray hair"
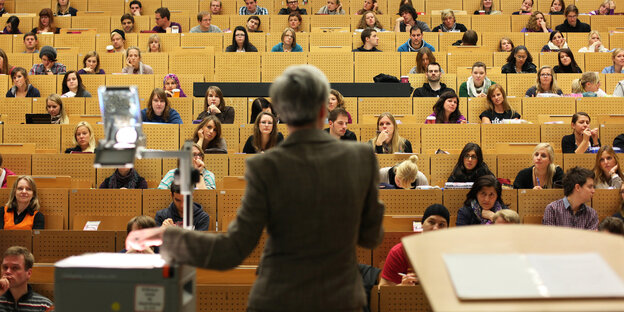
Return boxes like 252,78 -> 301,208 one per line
269,65 -> 330,126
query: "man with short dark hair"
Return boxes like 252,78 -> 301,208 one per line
397,26 -> 435,52
29,46 -> 66,75
121,13 -> 135,33
353,28 -> 381,52
413,62 -> 454,97
210,0 -> 222,15
279,0 -> 307,15
239,0 -> 268,15
154,184 -> 210,231
190,11 -> 222,33
246,16 -> 262,32
555,5 -> 591,32
22,33 -> 38,54
543,166 -> 598,230
379,204 -> 449,287
325,108 -> 357,140
152,7 -> 182,33
129,0 -> 142,16
394,4 -> 430,32
0,246 -> 54,311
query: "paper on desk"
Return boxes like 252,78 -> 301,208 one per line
443,253 -> 624,300
55,253 -> 166,269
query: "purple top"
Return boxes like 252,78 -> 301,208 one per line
77,69 -> 105,74
425,112 -> 466,124
520,27 -> 552,33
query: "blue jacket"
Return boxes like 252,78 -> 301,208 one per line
141,108 -> 183,124
271,42 -> 303,52
397,39 -> 435,52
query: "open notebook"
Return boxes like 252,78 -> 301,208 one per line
443,253 -> 624,300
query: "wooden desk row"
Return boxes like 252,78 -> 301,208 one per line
2,119 -> 624,154
0,187 -> 619,233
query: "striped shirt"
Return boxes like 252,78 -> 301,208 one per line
239,5 -> 268,15
542,197 -> 598,230
158,168 -> 216,190
0,285 -> 54,311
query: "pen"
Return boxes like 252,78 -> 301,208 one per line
536,177 -> 540,187
398,273 -> 406,277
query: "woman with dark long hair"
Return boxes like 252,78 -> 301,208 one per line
425,91 -> 466,124
447,143 -> 494,183
225,26 -> 258,52
243,112 -> 283,153
457,175 -> 508,226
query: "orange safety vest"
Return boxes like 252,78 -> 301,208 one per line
3,205 -> 38,230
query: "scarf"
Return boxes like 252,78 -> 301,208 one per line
466,76 -> 492,97
547,41 -> 568,51
471,199 -> 503,224
51,115 -> 61,124
441,23 -> 457,32
163,74 -> 187,97
133,62 -> 146,74
107,169 -> 140,189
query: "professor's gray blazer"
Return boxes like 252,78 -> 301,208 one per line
161,129 -> 385,311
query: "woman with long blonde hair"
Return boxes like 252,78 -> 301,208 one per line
513,143 -> 563,189
369,112 -> 412,153
593,145 -> 623,189
46,94 -> 69,124
65,121 -> 97,153
1,176 -> 44,230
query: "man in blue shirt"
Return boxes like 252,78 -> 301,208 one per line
397,26 -> 436,52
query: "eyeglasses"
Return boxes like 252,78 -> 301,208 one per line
192,153 -> 203,158
287,1 -> 298,3
540,73 -> 552,77
464,155 -> 478,160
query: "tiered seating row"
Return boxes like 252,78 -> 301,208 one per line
3,31 -> 622,58
3,113 -> 624,153
2,10 -> 622,34
0,179 -> 618,232
7,0 -> 624,16
3,59 -> 620,100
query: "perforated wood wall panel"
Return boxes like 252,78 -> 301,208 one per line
142,189 -> 174,220
194,189 -> 218,231
217,189 -> 245,231
215,53 -> 261,83
379,284 -> 432,312
0,230 -> 32,257
0,98 -> 32,124
578,98 -> 624,120
71,16 -> 111,33
506,74 -> 538,97
355,53 -> 401,83
105,74 -> 155,99
32,154 -> 96,186
196,285 -> 251,312
517,189 -> 564,218
229,154 -> 255,176
496,153 -> 533,182
55,34 -> 96,54
429,154 -> 457,187
481,124 -> 540,151
33,230 -> 115,263
169,51 -> 215,75
421,124 -> 481,154
2,154 -> 32,175
380,189 -> 442,215
261,53 -> 307,83
523,98 -> 576,124
169,97 -> 194,124
600,124 -> 624,148
69,189 -> 141,228
562,153 -> 595,172
38,189 -> 69,230
180,33 -> 224,52
143,124 -> 180,150
308,52 -> 353,82
541,124 -> 571,152
592,189 -> 621,217
442,189 -> 469,217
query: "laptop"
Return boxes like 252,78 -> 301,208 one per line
25,114 -> 52,124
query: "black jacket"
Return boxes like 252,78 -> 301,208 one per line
323,128 -> 357,141
501,62 -> 537,74
413,82 -> 455,97
555,20 -> 591,33
154,202 -> 210,231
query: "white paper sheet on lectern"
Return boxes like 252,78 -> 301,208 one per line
443,253 -> 624,300
55,253 -> 166,269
